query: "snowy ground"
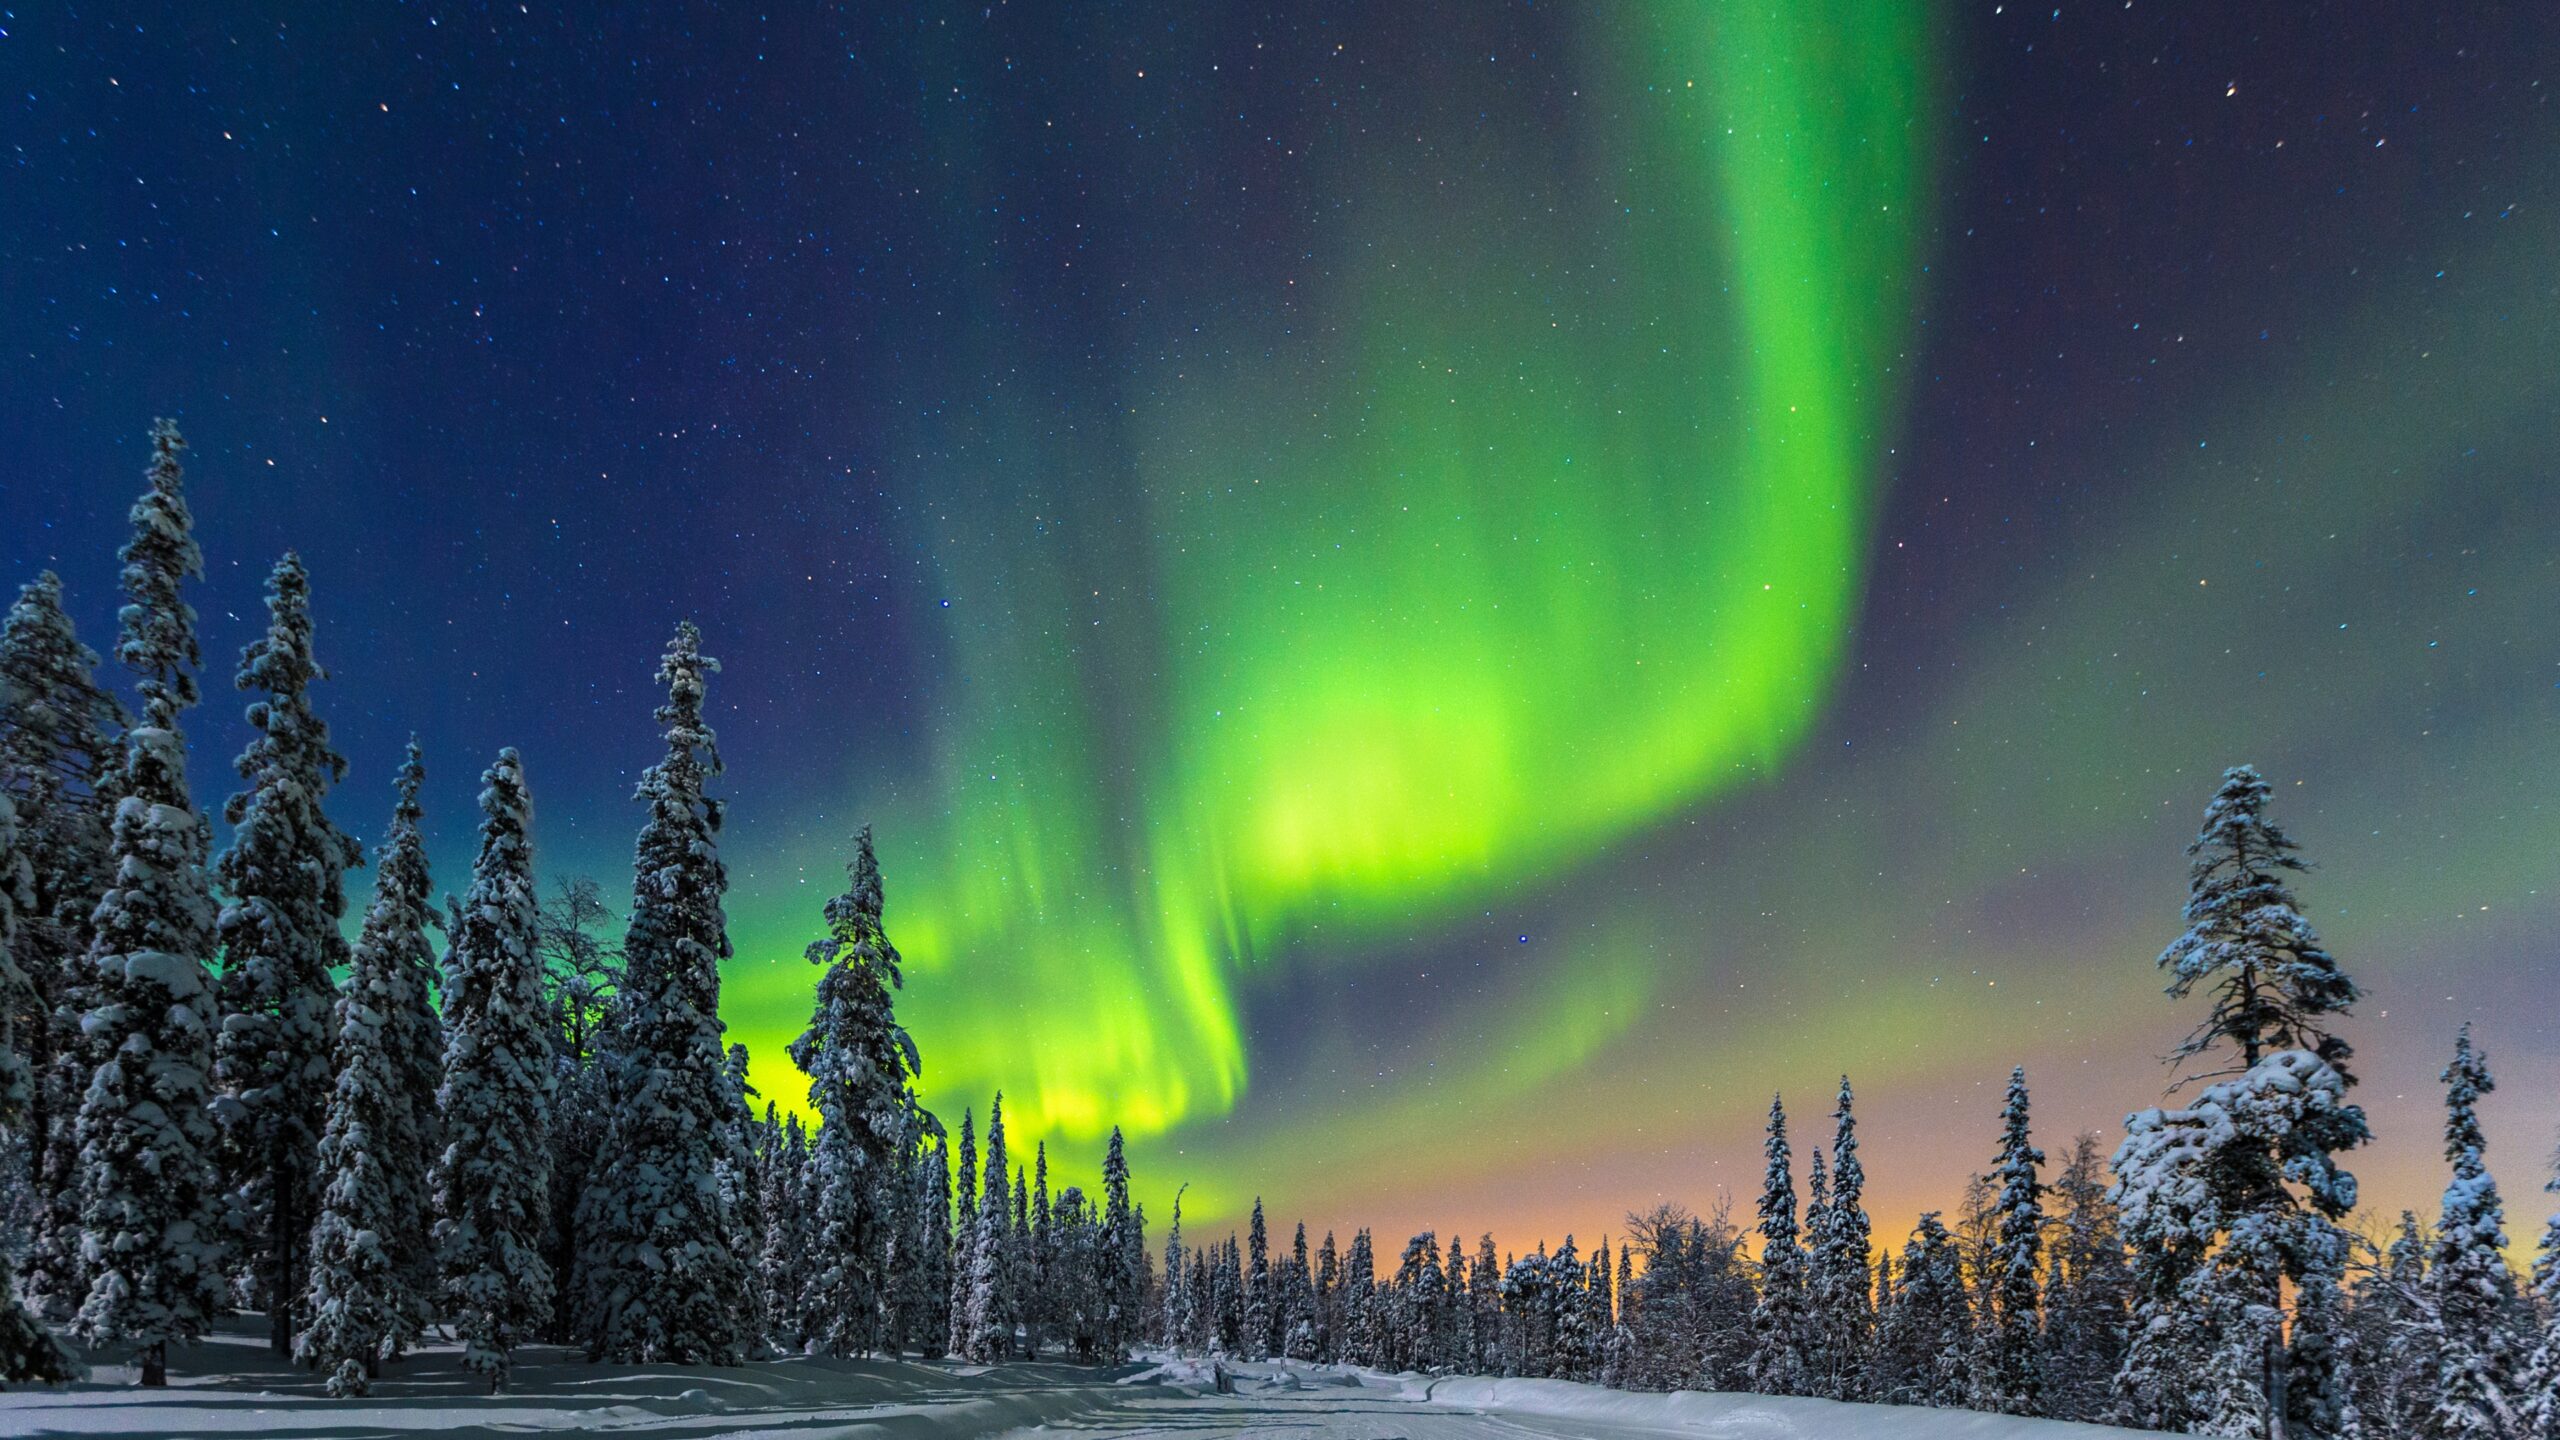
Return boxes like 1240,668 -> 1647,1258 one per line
3,1320 -> 2138,1439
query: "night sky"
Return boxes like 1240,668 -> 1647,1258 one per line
5,2 -> 2555,1249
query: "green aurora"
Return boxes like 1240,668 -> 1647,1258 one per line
719,2 -> 1934,1170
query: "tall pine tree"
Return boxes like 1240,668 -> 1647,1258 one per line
1749,1093 -> 1809,1395
355,742 -> 443,1343
71,419 -> 226,1388
788,826 -> 921,1355
580,625 -> 753,1364
294,887 -> 408,1395
212,552 -> 362,1354
2428,1025 -> 2524,1440
1973,1065 -> 2045,1415
431,749 -> 553,1392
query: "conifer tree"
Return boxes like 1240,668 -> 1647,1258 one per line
295,888 -> 408,1395
356,743 -> 444,1339
910,1131 -> 954,1358
2428,1026 -> 2524,1440
1286,1221 -> 1319,1360
71,419 -> 225,1389
2354,1210 -> 2438,1438
1811,1076 -> 1873,1401
1161,1185 -> 1191,1351
2113,765 -> 2369,1430
2158,764 -> 2360,1082
0,572 -> 124,1321
1974,1066 -> 2045,1415
213,552 -> 362,1354
947,1107 -> 977,1358
789,827 -> 921,1356
1026,1143 -> 1053,1357
580,626 -> 753,1364
974,1094 -> 1013,1355
1749,1093 -> 1809,1395
431,749 -> 553,1393
0,792 -> 78,1384
1245,1198 -> 1273,1360
1101,1125 -> 1142,1357
1878,1213 -> 1971,1407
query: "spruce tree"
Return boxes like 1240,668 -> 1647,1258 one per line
1811,1076 -> 1872,1400
1026,1144 -> 1053,1357
2428,1026 -> 2524,1440
212,553 -> 362,1354
1974,1065 -> 2045,1416
295,891 -> 408,1395
1749,1093 -> 1809,1395
431,749 -> 553,1392
357,743 -> 443,1341
1101,1126 -> 1141,1357
974,1094 -> 1013,1356
580,625 -> 753,1363
2114,765 -> 2369,1429
0,792 -> 78,1384
2158,764 -> 2360,1083
2285,1215 -> 2356,1440
788,825 -> 920,1356
0,572 -> 123,1321
71,419 -> 225,1389
1878,1213 -> 1971,1407
912,1131 -> 954,1357
947,1107 -> 977,1359
1245,1198 -> 1273,1360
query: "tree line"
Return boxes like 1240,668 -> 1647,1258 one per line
4,425 -> 2558,1440
0,422 -> 1149,1392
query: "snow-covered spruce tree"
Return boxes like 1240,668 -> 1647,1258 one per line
1803,1146 -> 1830,1383
1245,1198 -> 1273,1359
1023,1143 -> 1053,1356
2041,1131 -> 2130,1422
959,1187 -> 1007,1361
788,826 -> 921,1356
1341,1228 -> 1376,1365
1878,1212 -> 1972,1408
0,572 -> 124,1322
1286,1221 -> 1319,1361
295,873 -> 411,1395
2159,765 -> 2362,1083
2522,1157 -> 2560,1440
1973,1065 -> 2045,1416
946,1107 -> 977,1358
1159,1186 -> 1190,1351
910,1130 -> 954,1357
579,625 -> 753,1364
1810,1076 -> 1873,1401
212,552 -> 362,1354
1749,1093 -> 1810,1396
1007,1168 -> 1033,1353
354,742 -> 444,1343
718,1043 -> 765,1337
71,419 -> 226,1389
1552,1236 -> 1593,1381
2428,1026 -> 2524,1440
431,749 -> 554,1393
0,792 -> 79,1384
2111,765 -> 2370,1435
973,1094 -> 1014,1356
1101,1125 -> 1142,1357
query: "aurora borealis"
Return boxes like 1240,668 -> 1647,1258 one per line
5,0 -> 2555,1254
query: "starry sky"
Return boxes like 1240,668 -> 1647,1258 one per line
4,2 -> 2555,1250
